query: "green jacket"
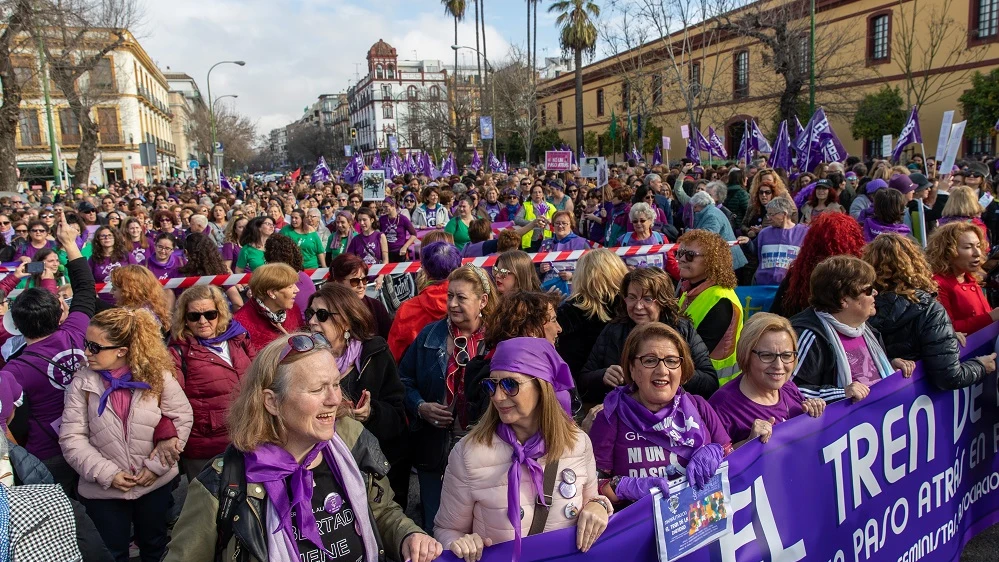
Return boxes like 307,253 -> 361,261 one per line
164,417 -> 422,562
724,185 -> 750,231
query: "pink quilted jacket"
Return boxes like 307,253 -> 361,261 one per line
434,428 -> 598,548
60,368 -> 193,500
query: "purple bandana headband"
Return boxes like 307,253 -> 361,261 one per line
491,337 -> 575,415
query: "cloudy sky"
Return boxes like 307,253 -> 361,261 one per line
140,0 -> 563,138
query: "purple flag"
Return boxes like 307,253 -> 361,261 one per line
629,145 -> 642,162
769,120 -> 792,170
342,154 -> 364,184
652,144 -> 663,166
404,153 -> 417,175
685,140 -> 700,165
707,127 -> 728,159
693,126 -> 712,154
488,151 -> 502,172
500,154 -> 509,173
737,123 -> 751,164
891,106 -> 923,162
580,149 -> 587,159
470,148 -> 482,171
312,156 -> 332,183
418,153 -> 432,177
750,120 -> 773,154
219,173 -> 234,193
799,108 -> 847,171
995,117 -> 999,132
440,152 -> 457,177
371,151 -> 384,171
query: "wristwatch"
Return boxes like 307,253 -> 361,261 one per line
609,475 -> 623,494
587,496 -> 614,516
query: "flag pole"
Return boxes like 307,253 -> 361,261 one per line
919,142 -> 929,176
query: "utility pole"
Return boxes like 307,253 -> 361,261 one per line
809,0 -> 816,115
37,32 -> 61,187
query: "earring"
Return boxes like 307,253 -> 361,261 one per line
344,331 -> 350,340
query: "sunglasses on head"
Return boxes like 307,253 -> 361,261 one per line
83,338 -> 120,355
277,332 -> 331,364
304,307 -> 335,323
480,377 -> 522,397
186,310 -> 219,323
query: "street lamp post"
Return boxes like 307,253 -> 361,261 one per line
452,45 -> 496,156
206,60 -> 245,184
212,94 -> 238,116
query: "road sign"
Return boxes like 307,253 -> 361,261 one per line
480,116 -> 494,140
350,128 -> 358,139
213,141 -> 224,152
344,145 -> 352,157
188,160 -> 200,169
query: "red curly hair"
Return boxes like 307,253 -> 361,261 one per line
783,213 -> 865,313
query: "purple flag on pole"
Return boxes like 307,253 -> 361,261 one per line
693,126 -> 712,154
312,156 -> 332,183
652,144 -> 663,166
488,151 -> 501,172
371,151 -> 384,171
470,148 -> 482,171
891,106 -> 923,162
769,120 -> 792,170
440,152 -> 456,176
750,120 -> 773,154
342,154 -> 364,184
629,145 -> 642,162
219,173 -> 234,193
404,153 -> 416,175
737,123 -> 751,164
685,140 -> 700,164
501,154 -> 509,173
707,127 -> 728,159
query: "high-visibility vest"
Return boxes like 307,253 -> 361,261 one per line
679,285 -> 743,385
520,201 -> 555,249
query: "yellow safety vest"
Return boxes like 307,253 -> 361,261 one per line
679,285 -> 743,385
520,201 -> 555,249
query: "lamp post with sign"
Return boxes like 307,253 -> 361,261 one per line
452,45 -> 496,155
206,60 -> 245,184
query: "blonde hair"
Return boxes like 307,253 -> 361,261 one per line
111,265 -> 171,327
469,377 -> 578,460
448,264 -> 499,317
942,186 -> 985,218
927,221 -> 986,279
227,333 -> 331,451
570,249 -> 628,322
89,308 -> 173,400
171,285 -> 233,341
249,263 -> 299,297
862,233 -> 937,303
735,313 -> 797,375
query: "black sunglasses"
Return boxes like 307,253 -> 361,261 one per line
83,339 -> 120,354
304,307 -> 335,323
186,310 -> 219,323
481,377 -> 522,397
278,332 -> 331,363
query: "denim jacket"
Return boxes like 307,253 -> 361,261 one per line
398,319 -> 449,430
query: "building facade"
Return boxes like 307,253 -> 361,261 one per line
537,0 -> 999,163
164,71 -> 207,179
15,30 -> 177,187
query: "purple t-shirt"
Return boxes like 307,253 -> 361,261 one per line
708,374 -> 806,443
346,231 -> 383,266
146,253 -> 186,280
221,241 -> 241,264
842,333 -> 881,387
379,214 -> 415,253
130,241 -> 148,266
481,201 -> 502,221
90,253 -> 139,303
17,241 -> 55,260
754,224 -> 809,285
3,311 -> 89,459
589,392 -> 731,479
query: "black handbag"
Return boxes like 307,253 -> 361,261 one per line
411,422 -> 451,473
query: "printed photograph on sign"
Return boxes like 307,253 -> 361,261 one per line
581,156 -> 605,178
361,170 -> 386,201
654,467 -> 732,561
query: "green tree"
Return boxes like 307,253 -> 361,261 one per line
533,128 -> 564,159
549,0 -> 600,161
583,130 -> 598,155
442,0 -> 467,140
851,87 -> 907,154
958,69 -> 999,139
642,124 -> 663,156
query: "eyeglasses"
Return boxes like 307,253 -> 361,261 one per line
186,310 -> 219,322
277,332 -> 331,364
304,307 -> 336,322
632,218 -> 648,224
481,377 -> 522,397
30,229 -> 47,234
41,214 -> 53,219
759,190 -> 773,196
453,335 -> 470,367
0,221 -> 9,226
552,221 -> 571,227
155,245 -> 174,252
676,249 -> 703,261
624,294 -> 656,306
857,285 -> 876,296
752,350 -> 798,364
98,234 -> 115,240
636,355 -> 683,369
15,229 -> 26,234
321,205 -> 332,210
83,338 -> 120,355
492,268 -> 512,281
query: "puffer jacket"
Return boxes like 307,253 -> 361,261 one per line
60,368 -> 193,500
434,428 -> 598,549
868,290 -> 988,390
232,299 -> 304,357
579,319 -> 719,404
169,333 -> 253,459
388,281 -> 449,362
163,417 -> 422,562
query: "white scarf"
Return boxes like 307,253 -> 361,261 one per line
814,311 -> 894,389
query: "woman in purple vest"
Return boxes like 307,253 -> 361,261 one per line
588,322 -> 731,505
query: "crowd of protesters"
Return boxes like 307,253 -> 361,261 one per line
0,150 -> 994,561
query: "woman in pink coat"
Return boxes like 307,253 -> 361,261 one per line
435,337 -> 613,562
60,307 -> 193,562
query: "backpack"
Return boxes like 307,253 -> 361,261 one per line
214,445 -> 248,562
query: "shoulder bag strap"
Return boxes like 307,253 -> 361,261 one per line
215,445 -> 247,562
528,460 -> 560,536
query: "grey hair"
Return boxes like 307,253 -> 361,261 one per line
189,214 -> 208,229
705,181 -> 728,202
628,202 -> 656,222
690,191 -> 715,209
765,197 -> 796,218
644,173 -> 661,186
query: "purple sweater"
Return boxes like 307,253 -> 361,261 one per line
862,218 -> 911,242
708,374 -> 806,443
754,224 -> 809,285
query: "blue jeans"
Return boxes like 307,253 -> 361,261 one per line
417,468 -> 444,533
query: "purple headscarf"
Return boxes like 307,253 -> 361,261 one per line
491,337 -> 575,416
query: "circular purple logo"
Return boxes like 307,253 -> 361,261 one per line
323,492 -> 343,514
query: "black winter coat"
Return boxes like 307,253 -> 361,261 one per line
579,318 -> 718,404
556,296 -> 618,378
341,336 -> 408,465
868,290 -> 988,390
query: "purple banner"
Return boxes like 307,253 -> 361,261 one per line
439,322 -> 999,561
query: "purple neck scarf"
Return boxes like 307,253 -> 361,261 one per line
335,337 -> 363,377
603,386 -> 706,462
95,369 -> 150,417
244,442 -> 336,560
196,320 -> 248,352
496,423 -> 547,562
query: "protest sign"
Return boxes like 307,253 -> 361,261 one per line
663,136 -> 671,150
936,111 -> 955,163
939,120 -> 967,176
581,156 -> 604,179
437,322 -> 999,562
361,170 -> 386,200
546,151 -> 573,171
680,125 -> 690,139
654,468 -> 732,560
882,135 -> 893,158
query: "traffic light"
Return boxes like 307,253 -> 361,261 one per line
350,128 -> 358,139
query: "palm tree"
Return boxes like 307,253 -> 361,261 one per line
442,0 -> 467,144
550,0 -> 600,155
